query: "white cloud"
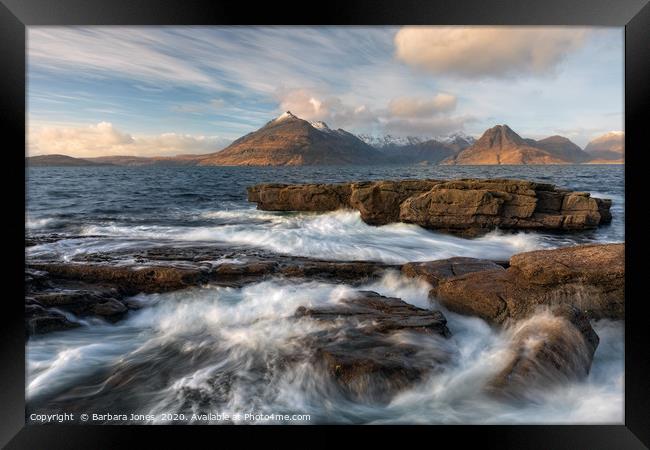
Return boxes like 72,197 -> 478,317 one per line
279,89 -> 331,120
28,28 -> 218,89
383,116 -> 475,136
28,122 -> 230,157
276,88 -> 471,136
388,94 -> 457,117
277,89 -> 379,127
27,27 -> 394,95
394,27 -> 588,78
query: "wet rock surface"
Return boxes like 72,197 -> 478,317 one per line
430,243 -> 624,324
25,300 -> 81,335
295,291 -> 451,336
24,237 -> 622,406
26,290 -> 455,412
401,257 -> 506,287
25,246 -> 396,336
294,291 -> 453,401
487,304 -> 600,399
248,178 -> 612,236
398,244 -> 623,391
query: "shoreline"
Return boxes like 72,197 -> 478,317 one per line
25,241 -> 625,424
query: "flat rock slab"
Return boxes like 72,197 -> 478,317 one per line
295,291 -> 451,336
294,291 -> 453,402
25,253 -> 396,336
248,178 -> 612,236
401,257 -> 506,287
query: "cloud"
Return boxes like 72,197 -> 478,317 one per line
383,116 -> 475,136
28,27 -> 394,95
27,27 -> 622,145
277,89 -> 379,127
28,122 -> 230,157
278,89 -> 331,120
28,28 -> 218,89
276,88 -> 472,136
388,94 -> 457,117
394,27 -> 588,78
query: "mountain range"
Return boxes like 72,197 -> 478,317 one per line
442,125 -> 595,165
26,112 -> 624,167
360,132 -> 476,164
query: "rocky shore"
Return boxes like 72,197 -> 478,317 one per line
26,248 -> 396,334
247,178 -> 612,236
25,237 -> 624,401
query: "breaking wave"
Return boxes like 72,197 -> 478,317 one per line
26,273 -> 623,424
29,209 -> 547,263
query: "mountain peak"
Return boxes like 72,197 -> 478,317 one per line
274,111 -> 299,122
444,124 -> 579,165
486,124 -> 516,134
200,111 -> 385,166
477,124 -> 525,147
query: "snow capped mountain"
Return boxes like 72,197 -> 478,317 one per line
201,111 -> 387,166
307,118 -> 362,139
271,112 -> 350,137
309,120 -> 330,130
357,134 -> 426,148
358,132 -> 475,149
273,111 -> 299,122
271,113 -> 477,148
309,120 -> 345,136
440,132 -> 476,146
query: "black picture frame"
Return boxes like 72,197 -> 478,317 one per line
2,0 -> 648,447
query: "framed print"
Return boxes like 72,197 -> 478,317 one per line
1,0 -> 649,447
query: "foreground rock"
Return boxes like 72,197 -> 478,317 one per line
487,305 -> 600,399
426,243 -> 624,324
401,257 -> 507,287
400,250 -> 611,395
294,291 -> 453,402
26,252 -> 395,335
248,178 -> 612,236
25,299 -> 81,335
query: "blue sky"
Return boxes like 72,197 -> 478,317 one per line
27,26 -> 623,157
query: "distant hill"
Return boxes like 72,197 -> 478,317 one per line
26,154 -> 114,167
534,135 -> 591,163
197,112 -> 387,166
442,125 -> 597,165
584,131 -> 624,162
86,155 -> 201,166
442,125 -> 573,165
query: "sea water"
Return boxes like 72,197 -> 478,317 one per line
25,164 -> 624,424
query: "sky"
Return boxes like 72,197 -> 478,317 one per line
27,26 -> 624,157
